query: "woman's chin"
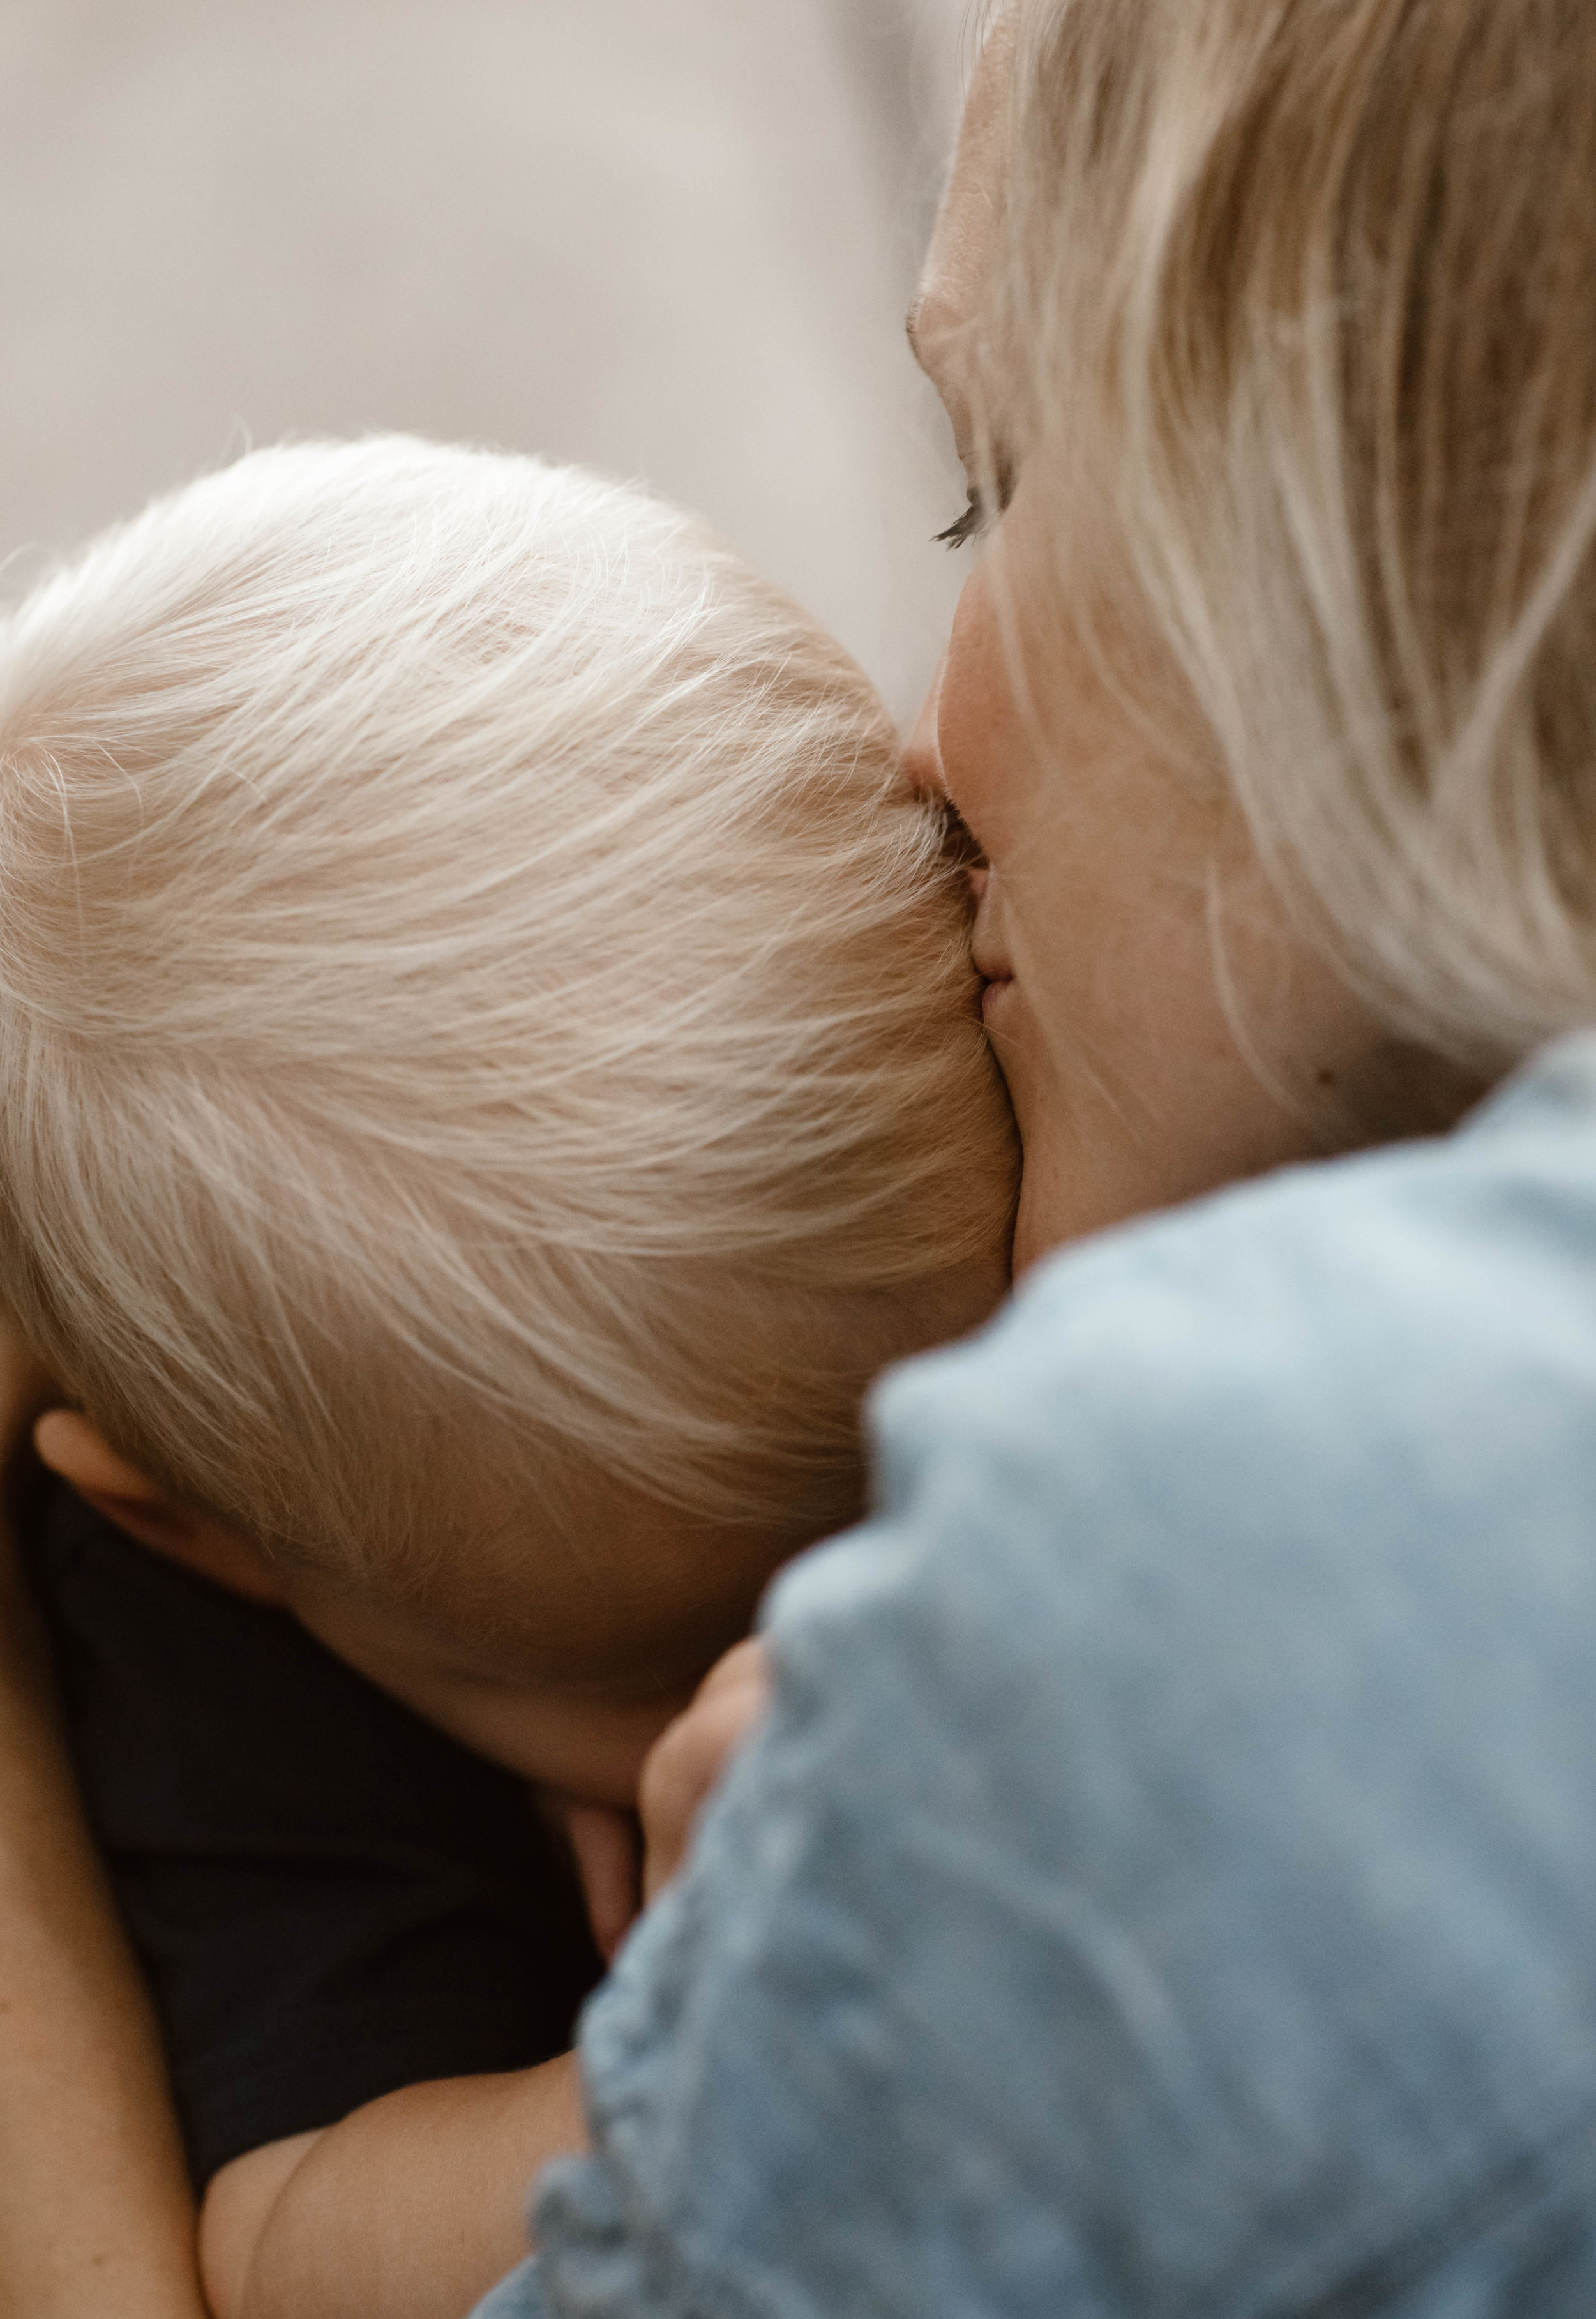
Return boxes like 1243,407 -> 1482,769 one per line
1009,1190 -> 1056,1280
1009,1129 -> 1078,1277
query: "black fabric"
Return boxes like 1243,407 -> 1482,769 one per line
24,1477 -> 603,2186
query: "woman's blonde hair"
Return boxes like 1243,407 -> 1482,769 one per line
0,437 -> 1013,1571
984,0 -> 1596,1064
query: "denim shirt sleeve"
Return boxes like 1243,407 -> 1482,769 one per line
474,1045 -> 1596,2319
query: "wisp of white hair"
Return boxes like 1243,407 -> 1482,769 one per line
0,437 -> 1014,1572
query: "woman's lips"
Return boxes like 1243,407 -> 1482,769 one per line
972,913 -> 1013,1025
979,970 -> 1015,1026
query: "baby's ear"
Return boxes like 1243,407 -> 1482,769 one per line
32,1408 -> 288,1606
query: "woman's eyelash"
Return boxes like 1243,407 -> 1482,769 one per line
935,453 -> 1018,550
934,494 -> 986,551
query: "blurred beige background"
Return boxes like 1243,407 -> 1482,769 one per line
0,1 -> 978,719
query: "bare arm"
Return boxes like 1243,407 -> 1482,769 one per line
202,2055 -> 587,2319
0,1328 -> 209,2319
201,1640 -> 771,2319
638,1636 -> 769,1901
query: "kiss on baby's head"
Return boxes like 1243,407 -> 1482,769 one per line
0,436 -> 1013,1778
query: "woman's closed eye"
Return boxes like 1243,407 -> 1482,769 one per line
934,490 -> 989,550
933,451 -> 1016,552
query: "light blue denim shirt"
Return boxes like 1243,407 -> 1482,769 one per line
476,1036 -> 1596,2318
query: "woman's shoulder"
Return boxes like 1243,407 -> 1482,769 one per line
727,1036 -> 1596,2316
868,1030 -> 1596,1548
767,1032 -> 1596,1740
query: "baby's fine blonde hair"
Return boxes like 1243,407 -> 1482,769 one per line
983,0 -> 1596,1066
0,437 -> 1013,1572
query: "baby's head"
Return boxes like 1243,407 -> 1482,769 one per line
0,436 -> 1014,1796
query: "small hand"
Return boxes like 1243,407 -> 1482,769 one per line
556,1798 -> 642,1965
638,1638 -> 770,1904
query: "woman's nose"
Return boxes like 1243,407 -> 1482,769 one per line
903,654 -> 989,901
902,655 -> 947,801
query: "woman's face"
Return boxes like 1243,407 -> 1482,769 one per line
905,18 -> 1478,1273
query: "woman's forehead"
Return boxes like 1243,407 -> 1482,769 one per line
907,4 -> 1018,455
